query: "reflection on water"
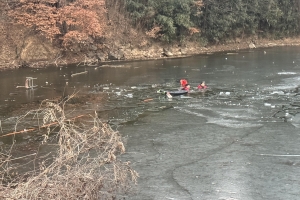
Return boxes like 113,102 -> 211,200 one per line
25,88 -> 35,101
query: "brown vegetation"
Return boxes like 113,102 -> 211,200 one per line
0,0 -> 149,68
0,97 -> 138,199
9,0 -> 107,50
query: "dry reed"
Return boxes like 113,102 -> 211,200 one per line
0,97 -> 138,199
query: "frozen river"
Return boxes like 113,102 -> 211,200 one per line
1,46 -> 300,199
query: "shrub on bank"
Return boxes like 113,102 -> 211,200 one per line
0,97 -> 138,199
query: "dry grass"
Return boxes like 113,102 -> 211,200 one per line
0,97 -> 138,199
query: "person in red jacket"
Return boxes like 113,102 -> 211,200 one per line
182,84 -> 191,91
180,79 -> 188,88
197,81 -> 208,89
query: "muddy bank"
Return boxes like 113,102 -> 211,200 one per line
121,37 -> 300,61
1,24 -> 300,70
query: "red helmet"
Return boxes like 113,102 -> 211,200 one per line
180,79 -> 188,87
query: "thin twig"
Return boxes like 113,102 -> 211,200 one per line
0,115 -> 85,138
9,153 -> 37,161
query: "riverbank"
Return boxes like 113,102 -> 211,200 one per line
113,38 -> 299,63
41,37 -> 300,67
1,0 -> 300,71
1,32 -> 300,71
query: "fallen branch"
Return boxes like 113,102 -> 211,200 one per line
143,98 -> 153,102
71,71 -> 88,77
0,115 -> 86,138
9,153 -> 37,161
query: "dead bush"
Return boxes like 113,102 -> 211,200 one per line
0,97 -> 138,199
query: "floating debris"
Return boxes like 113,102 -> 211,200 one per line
180,95 -> 192,99
143,98 -> 153,102
166,93 -> 172,99
71,71 -> 88,77
277,72 -> 297,75
16,77 -> 38,89
264,103 -> 272,107
226,52 -> 238,55
271,91 -> 285,95
219,92 -> 230,95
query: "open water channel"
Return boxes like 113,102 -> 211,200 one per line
0,46 -> 300,199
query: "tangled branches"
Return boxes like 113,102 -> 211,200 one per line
0,98 -> 138,199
